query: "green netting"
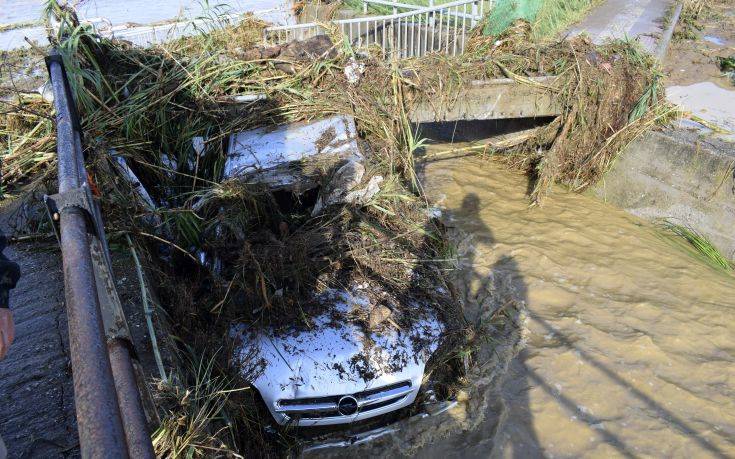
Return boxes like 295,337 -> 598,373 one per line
483,0 -> 543,35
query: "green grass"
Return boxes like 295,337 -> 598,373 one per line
718,55 -> 735,72
674,0 -> 713,40
485,0 -> 603,39
532,0 -> 603,39
663,220 -> 733,273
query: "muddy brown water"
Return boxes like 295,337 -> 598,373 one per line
318,144 -> 735,458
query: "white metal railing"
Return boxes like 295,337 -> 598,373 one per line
362,0 -> 483,21
265,0 -> 489,58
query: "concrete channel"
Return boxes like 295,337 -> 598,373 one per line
574,0 -> 735,261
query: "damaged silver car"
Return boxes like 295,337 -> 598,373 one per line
219,115 -> 453,428
115,113 -> 458,432
233,283 -> 444,427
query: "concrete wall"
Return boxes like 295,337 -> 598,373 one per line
592,128 -> 735,260
410,78 -> 561,123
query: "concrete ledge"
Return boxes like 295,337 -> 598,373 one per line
409,77 -> 561,122
593,128 -> 735,259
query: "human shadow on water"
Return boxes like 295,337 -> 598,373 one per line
524,312 -> 730,458
449,191 -> 730,458
447,193 -> 544,458
444,193 -> 642,458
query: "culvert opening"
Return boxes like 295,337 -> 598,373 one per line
413,118 -> 558,194
415,117 -> 557,143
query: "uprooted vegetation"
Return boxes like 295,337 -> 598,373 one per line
0,45 -> 55,196
1,4 -> 664,456
412,22 -> 666,201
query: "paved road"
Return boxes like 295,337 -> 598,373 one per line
567,0 -> 673,53
1,0 -> 290,25
0,0 -> 293,49
0,235 -> 79,458
0,199 -> 171,458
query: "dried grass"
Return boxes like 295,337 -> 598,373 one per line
408,22 -> 666,203
674,0 -> 715,40
0,98 -> 56,193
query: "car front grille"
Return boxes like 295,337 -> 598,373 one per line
275,381 -> 413,420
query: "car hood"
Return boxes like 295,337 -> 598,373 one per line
233,286 -> 444,401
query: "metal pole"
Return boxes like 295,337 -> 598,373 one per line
59,209 -> 129,459
49,52 -> 130,458
90,235 -> 156,459
109,339 -> 156,459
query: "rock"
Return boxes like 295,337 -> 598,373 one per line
368,304 -> 394,329
241,35 -> 338,73
241,45 -> 281,61
275,35 -> 338,73
280,35 -> 338,61
311,160 -> 365,215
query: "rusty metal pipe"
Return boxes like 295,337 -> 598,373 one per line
109,339 -> 156,459
49,53 -> 129,458
58,209 -> 129,458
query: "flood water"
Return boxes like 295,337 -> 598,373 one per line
414,145 -> 735,458
666,82 -> 735,142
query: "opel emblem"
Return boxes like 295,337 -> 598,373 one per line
337,395 -> 359,416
